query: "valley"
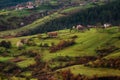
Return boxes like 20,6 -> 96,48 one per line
0,0 -> 120,80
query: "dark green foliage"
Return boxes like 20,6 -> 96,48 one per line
20,50 -> 39,57
0,40 -> 12,48
0,47 -> 6,53
86,58 -> 120,69
43,43 -> 49,47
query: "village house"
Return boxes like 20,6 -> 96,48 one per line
26,2 -> 35,9
16,4 -> 25,10
103,23 -> 111,28
47,32 -> 58,38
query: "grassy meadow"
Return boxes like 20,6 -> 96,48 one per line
0,26 -> 120,79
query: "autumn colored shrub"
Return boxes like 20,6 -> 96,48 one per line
20,50 -> 39,57
49,39 -> 75,53
87,58 -> 120,69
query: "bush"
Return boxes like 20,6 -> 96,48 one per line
0,40 -> 12,48
26,41 -> 36,46
39,43 -> 43,47
49,39 -> 75,53
43,43 -> 49,47
20,50 -> 39,57
37,34 -> 42,39
0,47 -> 6,54
71,35 -> 78,39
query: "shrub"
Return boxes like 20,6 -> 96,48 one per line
20,50 -> 39,57
43,43 -> 49,47
0,47 -> 6,54
37,34 -> 42,39
39,43 -> 43,47
0,40 -> 12,48
26,41 -> 36,46
71,35 -> 78,39
49,39 -> 75,53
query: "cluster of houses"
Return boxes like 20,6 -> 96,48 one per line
7,0 -> 110,10
71,23 -> 112,32
15,0 -> 52,10
15,2 -> 35,10
15,23 -> 112,49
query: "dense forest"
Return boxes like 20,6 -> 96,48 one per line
0,0 -> 32,9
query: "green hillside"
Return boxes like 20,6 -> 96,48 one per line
0,27 -> 120,79
0,0 -> 120,37
0,0 -> 120,79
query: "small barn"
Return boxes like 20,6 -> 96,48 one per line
47,32 -> 58,38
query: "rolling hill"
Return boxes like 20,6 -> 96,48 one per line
0,0 -> 120,79
0,27 -> 120,79
0,0 -> 119,38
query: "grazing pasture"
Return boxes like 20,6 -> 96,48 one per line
0,27 -> 120,79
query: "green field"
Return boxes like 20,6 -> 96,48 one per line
0,27 -> 120,79
0,0 -> 120,79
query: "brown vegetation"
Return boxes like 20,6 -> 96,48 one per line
49,39 -> 75,53
86,58 -> 120,69
59,69 -> 120,80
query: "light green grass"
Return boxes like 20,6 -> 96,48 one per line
104,52 -> 120,59
57,65 -> 120,77
0,27 -> 119,62
42,27 -> 120,61
0,27 -> 120,78
0,56 -> 13,62
16,58 -> 36,68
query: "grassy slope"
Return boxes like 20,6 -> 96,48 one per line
0,2 -> 101,37
1,27 -> 119,59
42,27 -> 120,61
0,12 -> 63,36
0,27 -> 120,78
104,52 -> 120,59
57,65 -> 120,77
